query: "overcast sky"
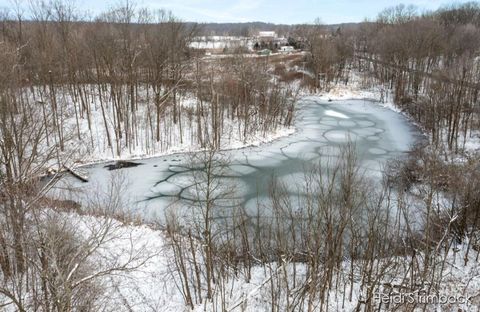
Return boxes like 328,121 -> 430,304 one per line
0,0 -> 473,24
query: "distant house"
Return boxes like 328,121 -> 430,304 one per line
189,36 -> 251,54
258,31 -> 277,42
279,46 -> 295,53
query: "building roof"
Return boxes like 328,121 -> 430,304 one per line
258,31 -> 276,38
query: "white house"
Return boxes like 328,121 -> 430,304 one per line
280,46 -> 295,53
258,31 -> 277,42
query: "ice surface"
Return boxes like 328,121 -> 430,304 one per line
368,148 -> 388,155
320,119 -> 340,126
338,120 -> 357,127
356,120 -> 376,127
366,135 -> 380,141
52,97 -> 421,222
324,109 -> 349,119
324,130 -> 359,143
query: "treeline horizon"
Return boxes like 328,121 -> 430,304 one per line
2,1 -> 475,37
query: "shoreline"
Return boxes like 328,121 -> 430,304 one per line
72,87 -> 424,169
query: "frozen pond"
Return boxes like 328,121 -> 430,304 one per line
54,97 -> 421,222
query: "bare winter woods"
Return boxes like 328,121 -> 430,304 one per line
1,0 -> 480,311
299,3 -> 480,155
302,3 -> 480,156
0,1 -> 296,161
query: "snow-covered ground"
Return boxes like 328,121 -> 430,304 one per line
189,36 -> 254,51
26,208 -> 476,312
33,86 -> 296,166
315,73 -> 400,111
314,72 -> 480,156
